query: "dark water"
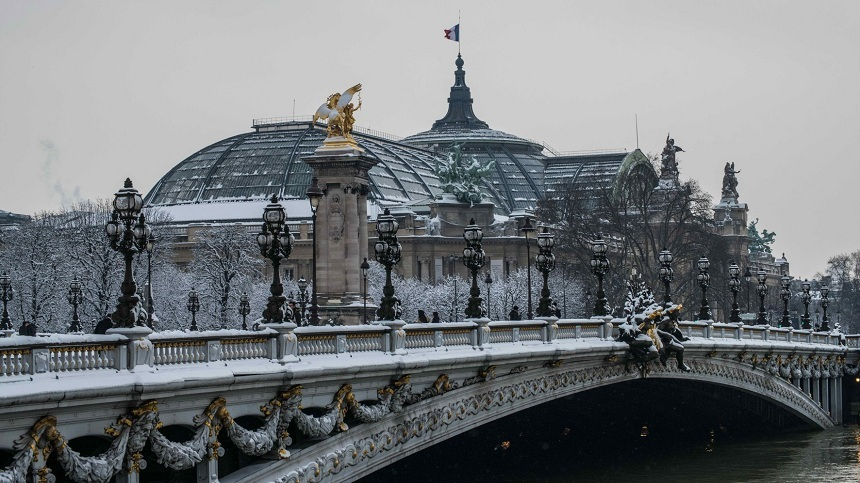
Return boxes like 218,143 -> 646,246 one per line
366,379 -> 860,482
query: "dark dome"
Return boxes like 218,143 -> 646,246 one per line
145,122 -> 445,209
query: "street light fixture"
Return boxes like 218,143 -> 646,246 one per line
145,235 -> 156,329
105,178 -> 151,328
800,279 -> 812,330
0,272 -> 12,331
521,217 -> 536,319
591,234 -> 610,316
186,289 -> 200,331
536,227 -> 556,317
728,262 -> 741,323
256,195 -> 294,324
67,276 -> 83,332
779,275 -> 792,328
238,292 -> 250,330
296,276 -> 309,326
820,285 -> 831,331
306,177 -> 324,325
696,256 -> 711,321
484,271 -> 493,320
462,219 -> 486,319
658,248 -> 674,308
374,208 -> 402,320
360,258 -> 370,324
756,269 -> 768,325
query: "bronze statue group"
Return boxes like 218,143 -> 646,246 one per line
616,281 -> 691,377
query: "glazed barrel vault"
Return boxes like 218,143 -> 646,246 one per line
0,319 -> 857,483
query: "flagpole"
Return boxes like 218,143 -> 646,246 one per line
458,10 -> 461,55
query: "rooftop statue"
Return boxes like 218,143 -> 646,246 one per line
434,144 -> 495,205
313,83 -> 363,150
660,133 -> 683,180
722,162 -> 741,200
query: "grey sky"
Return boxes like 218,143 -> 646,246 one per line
1,1 -> 858,277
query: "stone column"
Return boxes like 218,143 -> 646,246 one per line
303,147 -> 377,325
812,377 -> 820,406
823,377 -> 830,414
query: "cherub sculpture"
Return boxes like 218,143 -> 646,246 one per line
313,84 -> 363,141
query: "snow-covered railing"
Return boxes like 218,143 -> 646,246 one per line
0,334 -> 126,378
294,325 -> 388,356
150,329 -> 278,365
0,319 -> 854,379
403,322 -> 477,350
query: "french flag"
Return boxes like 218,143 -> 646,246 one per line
444,24 -> 460,42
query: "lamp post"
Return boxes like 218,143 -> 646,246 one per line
374,208 -> 402,320
104,178 -> 151,328
186,289 -> 199,331
484,271 -> 493,320
800,279 -> 812,330
462,219 -> 486,319
306,177 -> 324,326
820,285 -> 831,331
238,292 -> 250,330
591,234 -> 610,316
756,269 -> 768,325
256,195 -> 294,324
360,258 -> 370,324
728,262 -> 741,323
0,272 -> 12,331
743,265 -> 752,314
696,256 -> 711,321
658,248 -> 674,308
779,275 -> 792,328
67,276 -> 83,332
521,217 -> 536,319
145,235 -> 156,329
536,227 -> 556,317
296,277 -> 309,326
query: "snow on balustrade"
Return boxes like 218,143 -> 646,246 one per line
404,329 -> 434,349
221,336 -> 269,360
489,327 -> 513,344
0,348 -> 29,377
519,326 -> 543,342
49,344 -> 118,372
441,329 -> 472,347
345,333 -> 384,353
297,334 -> 338,356
682,322 -> 709,339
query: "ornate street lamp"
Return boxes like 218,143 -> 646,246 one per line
462,219 -> 486,319
756,269 -> 768,325
306,177 -> 324,326
145,235 -> 156,329
105,178 -> 151,328
800,279 -> 812,330
521,217 -> 536,319
779,275 -> 792,328
374,208 -> 402,320
360,258 -> 370,324
296,276 -> 309,326
67,276 -> 83,332
728,262 -> 741,323
186,289 -> 200,331
658,248 -> 674,308
591,234 -> 610,316
0,272 -> 14,331
256,195 -> 294,324
743,265 -> 752,314
484,271 -> 493,320
696,256 -> 711,321
238,292 -> 250,330
820,285 -> 831,331
536,227 -> 556,317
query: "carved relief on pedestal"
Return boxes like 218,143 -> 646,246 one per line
328,192 -> 344,242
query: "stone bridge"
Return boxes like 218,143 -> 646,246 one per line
0,318 -> 857,483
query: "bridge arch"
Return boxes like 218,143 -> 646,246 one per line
265,358 -> 832,483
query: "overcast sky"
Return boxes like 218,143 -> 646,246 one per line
1,1 -> 858,277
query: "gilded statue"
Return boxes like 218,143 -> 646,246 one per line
313,84 -> 363,147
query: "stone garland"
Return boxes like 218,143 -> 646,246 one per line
0,352 -> 856,483
0,374 -> 453,483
